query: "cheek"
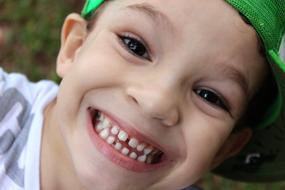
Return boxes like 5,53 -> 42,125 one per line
182,116 -> 234,172
71,43 -> 130,89
158,123 -> 230,189
58,55 -> 124,102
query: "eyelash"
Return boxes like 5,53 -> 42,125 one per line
118,34 -> 152,61
194,88 -> 230,112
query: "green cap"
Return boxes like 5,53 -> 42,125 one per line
81,0 -> 285,182
214,0 -> 285,182
81,0 -> 104,19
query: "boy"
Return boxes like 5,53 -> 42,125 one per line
0,0 -> 284,190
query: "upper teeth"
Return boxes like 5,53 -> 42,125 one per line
118,131 -> 128,141
128,138 -> 138,148
144,147 -> 153,155
137,143 -> 146,152
111,126 -> 119,135
99,128 -> 109,139
93,111 -> 163,164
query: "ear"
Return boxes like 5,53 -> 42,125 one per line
211,128 -> 252,169
56,13 -> 88,78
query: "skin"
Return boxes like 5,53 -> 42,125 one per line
41,0 -> 268,190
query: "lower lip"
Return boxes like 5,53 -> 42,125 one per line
86,110 -> 166,172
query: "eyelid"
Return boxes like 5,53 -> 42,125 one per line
194,86 -> 232,114
118,32 -> 153,61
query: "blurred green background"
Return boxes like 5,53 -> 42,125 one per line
0,0 -> 285,189
0,0 -> 82,81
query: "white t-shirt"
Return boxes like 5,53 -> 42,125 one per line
0,68 -> 58,190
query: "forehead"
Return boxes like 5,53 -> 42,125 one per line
103,0 -> 257,51
101,0 -> 259,57
106,0 -> 246,29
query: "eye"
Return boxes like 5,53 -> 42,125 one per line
119,34 -> 151,61
194,88 -> 229,112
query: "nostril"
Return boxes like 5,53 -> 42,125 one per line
130,96 -> 139,105
126,87 -> 140,105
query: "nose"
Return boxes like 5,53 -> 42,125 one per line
126,82 -> 180,127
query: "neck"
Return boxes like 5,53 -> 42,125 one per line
40,99 -> 85,190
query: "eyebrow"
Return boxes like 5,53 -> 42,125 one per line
123,3 -> 175,32
219,63 -> 249,96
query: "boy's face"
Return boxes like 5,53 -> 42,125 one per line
52,0 -> 267,189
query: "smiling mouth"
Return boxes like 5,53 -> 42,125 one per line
88,107 -> 165,165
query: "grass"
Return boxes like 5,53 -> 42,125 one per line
0,0 -> 81,81
1,1 -> 285,189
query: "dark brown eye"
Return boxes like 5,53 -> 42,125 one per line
119,35 -> 151,61
194,88 -> 229,111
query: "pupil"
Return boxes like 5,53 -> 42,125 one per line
125,37 -> 146,56
200,90 -> 222,106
